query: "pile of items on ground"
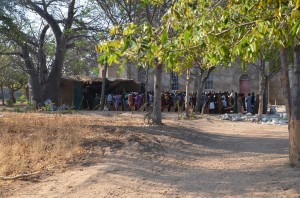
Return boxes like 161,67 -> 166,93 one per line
42,99 -> 71,111
218,106 -> 288,125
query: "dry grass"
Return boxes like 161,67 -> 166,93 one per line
0,112 -> 90,176
0,111 -> 142,178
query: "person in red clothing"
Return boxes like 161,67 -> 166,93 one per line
128,93 -> 135,111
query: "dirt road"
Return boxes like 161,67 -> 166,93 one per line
3,112 -> 300,197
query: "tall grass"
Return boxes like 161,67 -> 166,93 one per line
0,113 -> 87,176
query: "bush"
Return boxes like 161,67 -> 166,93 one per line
17,95 -> 27,103
6,99 -> 14,107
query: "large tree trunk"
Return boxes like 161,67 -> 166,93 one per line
8,87 -> 16,103
100,63 -> 108,110
29,75 -> 43,106
0,85 -> 4,105
279,47 -> 300,167
42,74 -> 61,104
152,62 -> 162,125
289,45 -> 300,167
21,1 -> 72,106
185,69 -> 191,118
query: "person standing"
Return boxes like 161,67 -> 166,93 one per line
209,94 -> 215,114
222,95 -> 227,113
106,93 -> 113,111
113,93 -> 122,111
251,92 -> 255,114
128,93 -> 134,111
237,93 -> 244,113
246,93 -> 252,114
233,92 -> 238,113
135,93 -> 141,110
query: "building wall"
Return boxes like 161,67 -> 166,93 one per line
106,62 -> 285,105
269,72 -> 284,105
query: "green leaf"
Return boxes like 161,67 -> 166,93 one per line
131,38 -> 138,48
292,20 -> 300,36
161,29 -> 168,45
184,29 -> 192,43
121,38 -> 130,53
173,10 -> 181,20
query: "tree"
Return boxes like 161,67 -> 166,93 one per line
0,0 -> 104,106
248,48 -> 281,122
194,0 -> 300,167
96,1 -> 173,124
95,0 -> 144,111
194,60 -> 216,114
0,55 -> 27,104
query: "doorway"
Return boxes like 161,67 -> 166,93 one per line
239,74 -> 251,95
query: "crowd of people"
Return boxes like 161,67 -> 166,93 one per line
101,90 -> 258,114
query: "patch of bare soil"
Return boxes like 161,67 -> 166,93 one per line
1,111 -> 300,198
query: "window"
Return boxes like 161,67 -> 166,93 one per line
204,73 -> 214,90
138,67 -> 146,83
171,72 -> 179,90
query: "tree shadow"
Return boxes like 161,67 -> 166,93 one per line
75,123 -> 299,196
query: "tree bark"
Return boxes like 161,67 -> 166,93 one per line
195,71 -> 205,114
144,65 -> 150,105
257,59 -> 266,122
41,74 -> 61,104
28,75 -> 43,106
279,48 -> 291,119
8,87 -> 16,103
185,69 -> 191,118
289,45 -> 300,167
263,78 -> 269,114
0,85 -> 4,105
195,66 -> 215,114
100,63 -> 108,110
153,62 -> 162,125
279,47 -> 300,167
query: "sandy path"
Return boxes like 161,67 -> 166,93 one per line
3,113 -> 300,198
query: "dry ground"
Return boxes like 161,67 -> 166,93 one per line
0,111 -> 299,198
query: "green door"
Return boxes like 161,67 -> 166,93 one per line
73,81 -> 83,110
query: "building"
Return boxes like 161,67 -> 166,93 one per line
103,62 -> 285,105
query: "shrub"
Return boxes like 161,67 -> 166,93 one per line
6,99 -> 14,107
17,95 -> 27,103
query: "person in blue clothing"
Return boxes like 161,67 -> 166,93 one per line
246,93 -> 252,114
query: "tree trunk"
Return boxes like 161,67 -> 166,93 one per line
195,71 -> 205,114
41,74 -> 61,105
194,66 -> 215,114
258,74 -> 266,122
144,65 -> 150,105
279,47 -> 291,120
289,45 -> 300,167
8,88 -> 16,103
279,47 -> 300,167
263,78 -> 269,114
258,59 -> 266,122
185,69 -> 191,118
29,75 -> 43,107
0,85 -> 4,105
152,62 -> 162,125
100,63 -> 108,110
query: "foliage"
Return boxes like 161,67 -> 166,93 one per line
6,99 -> 14,107
17,95 -> 27,104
